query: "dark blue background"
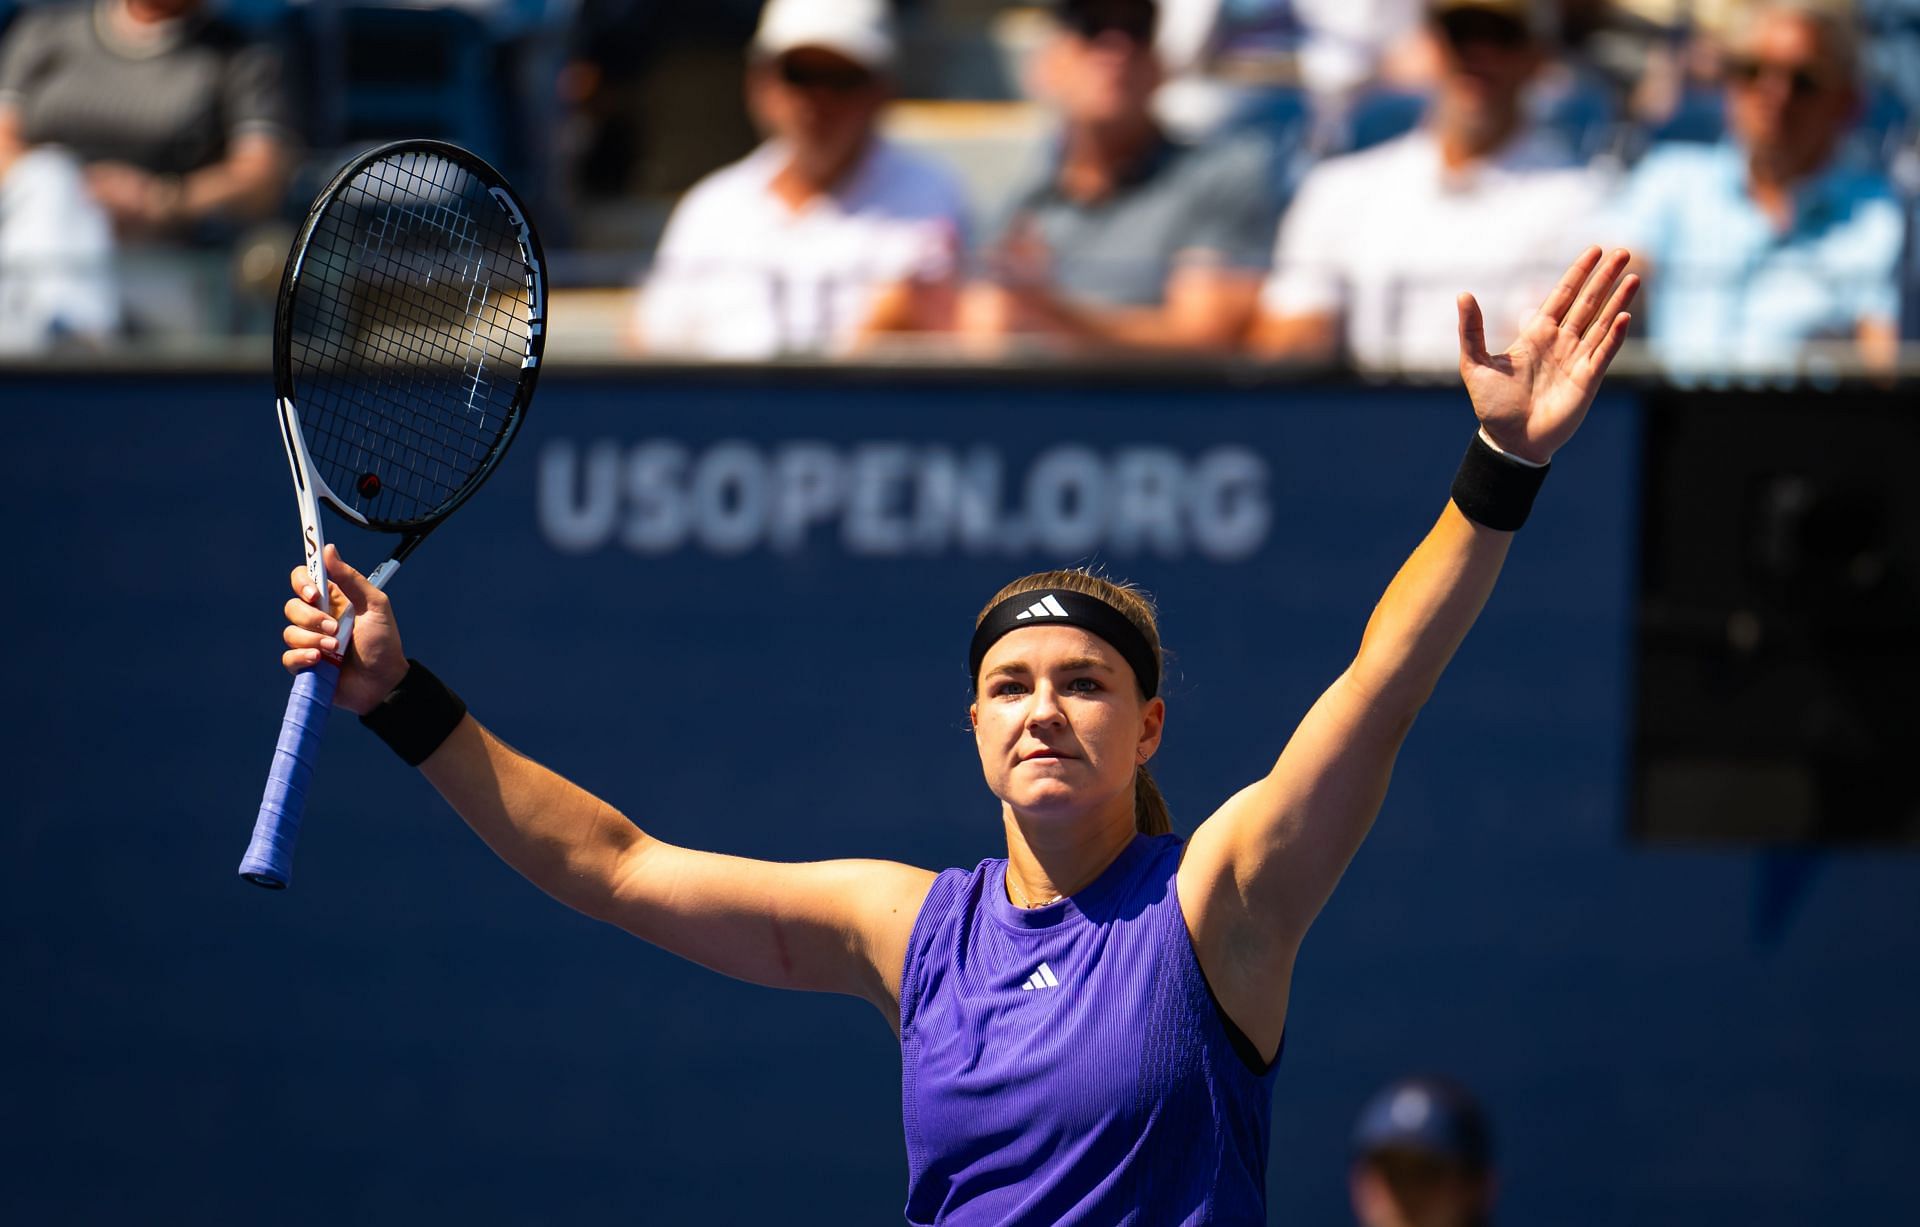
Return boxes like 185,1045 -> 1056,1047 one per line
5,370 -> 1915,1224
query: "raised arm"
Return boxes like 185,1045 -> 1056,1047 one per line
281,547 -> 936,1030
1177,247 -> 1638,1060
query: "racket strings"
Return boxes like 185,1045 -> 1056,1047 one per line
288,150 -> 535,527
294,257 -> 519,508
296,164 -> 522,504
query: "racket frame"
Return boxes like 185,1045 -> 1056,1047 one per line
241,140 -> 547,889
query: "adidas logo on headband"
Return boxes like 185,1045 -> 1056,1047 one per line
1014,595 -> 1070,621
970,587 -> 1161,699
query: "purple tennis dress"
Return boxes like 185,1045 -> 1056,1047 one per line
899,833 -> 1281,1224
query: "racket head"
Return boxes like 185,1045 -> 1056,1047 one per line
274,140 -> 547,536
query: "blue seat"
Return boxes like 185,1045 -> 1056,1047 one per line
290,5 -> 507,173
1649,87 -> 1725,146
1226,85 -> 1316,202
1342,89 -> 1427,154
1860,0 -> 1920,117
1538,75 -> 1620,162
210,0 -> 285,35
1234,83 -> 1311,138
1845,86 -> 1915,172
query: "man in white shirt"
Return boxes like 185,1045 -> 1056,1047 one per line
634,0 -> 969,359
1251,0 -> 1600,371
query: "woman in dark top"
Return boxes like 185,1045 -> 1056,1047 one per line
0,0 -> 290,342
0,0 -> 289,236
278,248 -> 1637,1221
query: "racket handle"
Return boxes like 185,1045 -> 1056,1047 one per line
239,661 -> 341,889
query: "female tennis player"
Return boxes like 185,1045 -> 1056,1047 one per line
280,247 -> 1636,1223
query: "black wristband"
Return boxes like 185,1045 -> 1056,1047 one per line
359,659 -> 468,766
1450,431 -> 1550,531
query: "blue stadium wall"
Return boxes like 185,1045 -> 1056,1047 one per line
5,369 -> 1915,1225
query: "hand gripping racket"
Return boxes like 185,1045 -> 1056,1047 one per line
239,140 -> 547,889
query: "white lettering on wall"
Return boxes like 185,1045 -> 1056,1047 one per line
537,440 -> 1270,561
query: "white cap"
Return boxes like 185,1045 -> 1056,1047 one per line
753,0 -> 897,72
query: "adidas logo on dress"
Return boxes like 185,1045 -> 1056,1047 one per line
1021,962 -> 1061,991
1014,595 -> 1070,621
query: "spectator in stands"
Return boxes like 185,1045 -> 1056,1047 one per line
1609,0 -> 1904,373
1289,0 -> 1430,99
1251,0 -> 1599,370
634,0 -> 969,359
0,0 -> 291,346
1350,1076 -> 1498,1227
958,0 -> 1280,354
1151,0 -> 1427,137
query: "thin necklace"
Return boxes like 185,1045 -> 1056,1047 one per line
1008,875 -> 1063,909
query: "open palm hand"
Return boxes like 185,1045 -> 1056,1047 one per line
1458,247 -> 1638,465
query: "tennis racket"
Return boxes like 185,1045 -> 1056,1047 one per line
238,140 -> 547,889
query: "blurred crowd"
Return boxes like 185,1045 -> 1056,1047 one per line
0,0 -> 292,347
1,0 -> 1914,374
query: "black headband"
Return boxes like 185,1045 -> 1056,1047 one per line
969,589 -> 1160,699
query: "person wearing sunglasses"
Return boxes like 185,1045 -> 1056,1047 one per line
1607,1 -> 1901,374
1252,0 -> 1602,371
957,0 -> 1282,353
635,0 -> 969,358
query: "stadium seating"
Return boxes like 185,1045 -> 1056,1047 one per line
1225,85 -> 1314,203
1342,88 -> 1427,154
1648,86 -> 1726,146
291,6 -> 506,167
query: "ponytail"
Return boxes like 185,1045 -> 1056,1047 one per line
1134,764 -> 1172,836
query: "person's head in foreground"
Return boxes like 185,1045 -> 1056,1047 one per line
1721,0 -> 1860,185
1426,0 -> 1547,157
1033,0 -> 1162,138
1350,1076 -> 1497,1227
970,570 -> 1169,840
747,0 -> 895,180
120,0 -> 204,20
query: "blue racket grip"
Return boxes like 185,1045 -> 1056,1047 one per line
239,660 -> 341,889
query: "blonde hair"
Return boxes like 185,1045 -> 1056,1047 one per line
974,568 -> 1172,837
